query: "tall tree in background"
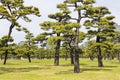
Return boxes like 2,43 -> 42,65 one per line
63,0 -> 95,73
84,6 -> 115,67
22,27 -> 35,63
0,0 -> 40,64
112,30 -> 120,62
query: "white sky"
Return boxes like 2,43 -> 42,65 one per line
0,0 -> 120,43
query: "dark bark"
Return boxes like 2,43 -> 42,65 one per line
27,53 -> 31,63
4,47 -> 8,64
54,34 -> 61,66
96,36 -> 103,67
3,49 -> 8,64
27,41 -> 32,63
97,46 -> 103,67
72,2 -> 81,73
89,56 -> 94,61
3,50 -> 8,64
3,23 -> 14,65
54,46 -> 60,66
73,27 -> 80,73
70,50 -> 74,64
69,38 -> 74,64
74,48 -> 80,73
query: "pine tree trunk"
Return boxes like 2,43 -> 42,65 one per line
3,50 -> 8,64
54,51 -> 59,66
70,49 -> 74,64
73,2 -> 81,73
97,47 -> 103,67
89,56 -> 94,61
27,53 -> 31,63
74,27 -> 80,73
96,36 -> 103,67
74,48 -> 80,73
54,36 -> 61,66
3,23 -> 14,65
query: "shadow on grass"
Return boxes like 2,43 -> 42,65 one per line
2,63 -> 21,65
81,67 -> 112,72
55,69 -> 73,74
0,67 -> 50,74
55,66 -> 114,74
81,65 -> 117,72
110,61 -> 120,64
59,63 -> 87,67
43,63 -> 87,67
104,66 -> 118,68
55,68 -> 112,74
86,65 -> 118,68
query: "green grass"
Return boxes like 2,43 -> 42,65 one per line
0,58 -> 120,80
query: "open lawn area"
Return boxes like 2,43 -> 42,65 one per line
0,59 -> 120,80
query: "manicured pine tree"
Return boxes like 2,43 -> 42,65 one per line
112,30 -> 120,62
84,6 -> 115,67
40,9 -> 69,66
14,37 -> 37,62
22,28 -> 34,63
62,0 -> 95,73
39,3 -> 80,66
0,0 -> 40,64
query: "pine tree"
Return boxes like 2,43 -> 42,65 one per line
62,0 -> 95,73
0,0 -> 40,64
22,28 -> 35,63
84,6 -> 115,67
39,3 -> 80,66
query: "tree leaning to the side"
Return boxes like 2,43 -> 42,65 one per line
0,0 -> 40,64
84,6 -> 115,67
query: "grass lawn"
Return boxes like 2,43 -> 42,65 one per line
0,58 -> 120,80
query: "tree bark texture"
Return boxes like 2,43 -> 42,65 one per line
3,23 -> 14,65
96,36 -> 103,67
54,34 -> 61,66
73,2 -> 81,73
70,49 -> 74,64
74,47 -> 80,73
27,53 -> 31,63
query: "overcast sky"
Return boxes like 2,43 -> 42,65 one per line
0,0 -> 120,43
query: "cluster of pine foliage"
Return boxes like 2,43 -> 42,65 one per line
0,0 -> 119,73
